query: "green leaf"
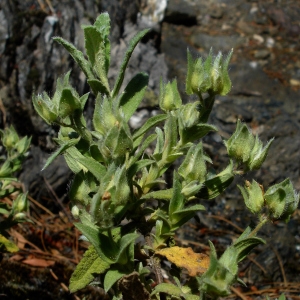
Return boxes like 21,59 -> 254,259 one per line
69,245 -> 110,293
233,237 -> 265,262
112,28 -> 150,97
116,232 -> 139,265
129,134 -> 156,166
83,26 -> 110,94
169,172 -> 184,220
104,268 -> 127,293
53,37 -> 94,79
141,189 -> 173,201
132,114 -> 167,141
171,204 -> 206,230
64,146 -> 106,180
127,159 -> 155,179
0,203 -> 10,215
42,138 -> 80,171
151,283 -> 182,297
118,73 -> 149,121
163,113 -> 178,157
197,161 -> 234,200
0,234 -> 19,253
181,123 -> 217,144
58,88 -> 81,118
74,223 -> 117,264
93,13 -> 111,74
88,79 -> 110,96
173,204 -> 206,217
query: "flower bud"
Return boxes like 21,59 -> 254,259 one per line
210,50 -> 232,95
103,121 -> 133,160
238,180 -> 264,214
246,135 -> 274,170
71,205 -> 80,219
186,51 -> 211,96
181,180 -> 202,199
178,102 -> 200,129
13,212 -> 27,221
32,93 -> 58,124
186,49 -> 232,96
225,120 -> 255,163
12,193 -> 29,214
108,165 -> 131,205
0,126 -> 19,150
178,142 -> 211,183
159,79 -> 182,112
265,178 -> 299,222
0,160 -> 13,178
58,88 -> 82,118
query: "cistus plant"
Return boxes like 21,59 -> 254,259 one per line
0,126 -> 31,253
32,13 -> 299,299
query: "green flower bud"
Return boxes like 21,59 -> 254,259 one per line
181,180 -> 202,198
238,180 -> 264,214
186,49 -> 232,96
110,166 -> 131,205
0,160 -> 13,178
71,205 -> 80,219
93,94 -> 118,135
16,136 -> 32,155
13,212 -> 27,221
210,50 -> 232,95
186,50 -> 211,96
246,136 -> 274,170
58,88 -> 82,118
178,142 -> 212,183
103,121 -> 133,160
12,193 -> 29,214
225,120 -> 255,162
178,102 -> 200,129
265,178 -> 299,222
0,126 -> 19,150
32,93 -> 58,124
159,79 -> 182,112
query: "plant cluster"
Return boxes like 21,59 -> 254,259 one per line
0,126 -> 31,253
32,13 -> 299,299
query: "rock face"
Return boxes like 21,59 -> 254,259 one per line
0,0 -> 300,297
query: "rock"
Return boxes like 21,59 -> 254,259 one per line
208,4 -> 224,19
254,49 -> 270,59
189,33 -> 245,52
164,0 -> 198,25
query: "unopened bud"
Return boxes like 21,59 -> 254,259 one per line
238,180 -> 264,214
159,79 -> 182,112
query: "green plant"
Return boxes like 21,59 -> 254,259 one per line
32,13 -> 299,299
0,126 -> 31,253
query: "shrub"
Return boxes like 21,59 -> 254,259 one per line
32,13 -> 299,299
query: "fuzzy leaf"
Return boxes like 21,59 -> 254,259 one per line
104,268 -> 127,293
118,72 -> 149,121
133,114 -> 167,141
151,283 -> 182,297
141,188 -> 173,201
64,146 -> 106,179
69,245 -> 110,293
42,138 -> 80,171
83,26 -> 110,94
53,37 -> 94,79
74,223 -> 117,264
112,28 -> 150,97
